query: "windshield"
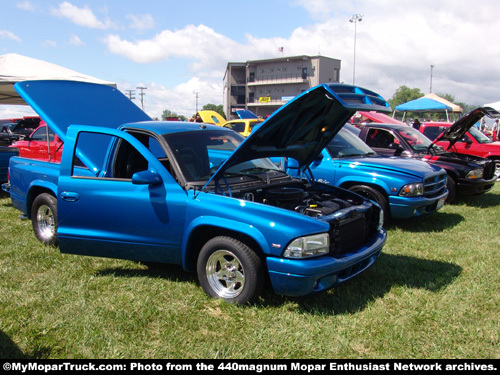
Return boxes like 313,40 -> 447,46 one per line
163,129 -> 280,182
395,126 -> 434,152
326,128 -> 375,157
468,126 -> 493,144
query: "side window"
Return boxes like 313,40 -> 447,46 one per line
126,131 -> 173,175
423,126 -> 443,141
31,126 -> 56,141
71,132 -> 149,180
366,129 -> 395,148
31,127 -> 48,141
72,132 -> 115,178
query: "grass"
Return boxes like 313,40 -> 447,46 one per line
1,186 -> 499,359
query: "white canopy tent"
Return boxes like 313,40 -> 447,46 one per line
0,53 -> 116,105
423,93 -> 462,113
485,100 -> 500,111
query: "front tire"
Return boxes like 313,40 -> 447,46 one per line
349,185 -> 389,223
446,177 -> 457,203
31,193 -> 58,246
197,236 -> 264,304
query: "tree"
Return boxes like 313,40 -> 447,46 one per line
161,109 -> 186,121
388,85 -> 424,109
202,104 -> 226,120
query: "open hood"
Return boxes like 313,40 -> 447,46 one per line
14,80 -> 151,143
195,110 -> 226,125
209,83 -> 391,184
236,110 -> 259,119
431,107 -> 500,150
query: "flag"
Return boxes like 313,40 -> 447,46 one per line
278,47 -> 283,53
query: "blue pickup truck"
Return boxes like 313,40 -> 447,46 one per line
3,80 -> 389,304
305,125 -> 448,221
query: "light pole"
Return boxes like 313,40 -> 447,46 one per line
349,14 -> 363,85
430,65 -> 434,93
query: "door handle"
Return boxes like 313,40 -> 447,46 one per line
61,192 -> 80,202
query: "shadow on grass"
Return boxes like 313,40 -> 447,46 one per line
93,253 -> 461,316
385,212 -> 464,233
453,192 -> 500,208
95,262 -> 197,285
261,252 -> 461,315
0,330 -> 28,359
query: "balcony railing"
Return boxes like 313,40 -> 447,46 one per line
248,73 -> 307,85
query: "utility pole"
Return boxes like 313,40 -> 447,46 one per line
195,92 -> 200,113
136,86 -> 147,110
125,89 -> 136,100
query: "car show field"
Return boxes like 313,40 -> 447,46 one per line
1,185 -> 499,359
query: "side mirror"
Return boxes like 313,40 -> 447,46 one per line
461,137 -> 472,144
132,170 -> 163,185
391,144 -> 405,155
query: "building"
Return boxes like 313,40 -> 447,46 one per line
223,55 -> 341,119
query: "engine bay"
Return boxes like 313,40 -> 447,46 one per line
236,182 -> 363,218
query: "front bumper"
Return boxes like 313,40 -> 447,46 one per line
266,229 -> 386,297
457,177 -> 496,196
388,190 -> 448,219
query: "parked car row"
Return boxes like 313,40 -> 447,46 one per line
1,80 -> 498,305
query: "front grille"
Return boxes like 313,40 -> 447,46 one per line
329,209 -> 378,255
483,160 -> 496,180
424,172 -> 447,197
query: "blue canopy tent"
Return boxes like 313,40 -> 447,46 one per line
394,97 -> 452,122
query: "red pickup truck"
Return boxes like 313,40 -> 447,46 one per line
10,121 -> 63,162
419,108 -> 500,177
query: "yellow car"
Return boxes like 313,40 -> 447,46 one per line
192,110 -> 226,126
224,118 -> 264,137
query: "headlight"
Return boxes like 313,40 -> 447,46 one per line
399,182 -> 424,196
466,168 -> 483,180
283,233 -> 329,259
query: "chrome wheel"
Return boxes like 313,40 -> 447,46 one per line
31,193 -> 58,246
205,249 -> 246,299
36,204 -> 56,241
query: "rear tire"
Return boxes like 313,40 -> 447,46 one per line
31,193 -> 58,246
197,236 -> 264,304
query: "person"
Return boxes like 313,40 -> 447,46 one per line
412,119 -> 421,130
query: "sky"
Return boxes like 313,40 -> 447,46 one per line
1,0 -> 500,120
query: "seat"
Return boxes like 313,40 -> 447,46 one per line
126,149 -> 148,178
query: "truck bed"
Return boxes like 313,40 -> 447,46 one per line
7,156 -> 60,216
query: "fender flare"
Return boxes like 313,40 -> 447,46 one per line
182,216 -> 271,271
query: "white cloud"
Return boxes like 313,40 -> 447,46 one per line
16,1 -> 36,12
102,24 -> 247,78
51,1 -> 116,29
122,78 -> 224,119
127,13 -> 155,31
0,30 -> 21,42
42,40 -> 57,48
69,34 -> 84,46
